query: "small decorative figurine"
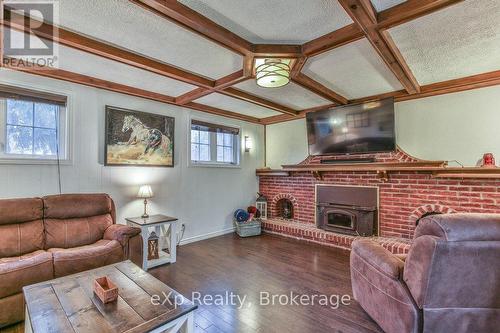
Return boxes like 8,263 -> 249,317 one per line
481,153 -> 496,168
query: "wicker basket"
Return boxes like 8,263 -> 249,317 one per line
235,219 -> 262,237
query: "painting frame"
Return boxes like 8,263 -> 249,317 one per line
104,105 -> 175,167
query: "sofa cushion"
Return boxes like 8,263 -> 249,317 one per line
48,239 -> 124,277
43,193 -> 115,220
0,293 -> 24,328
0,250 -> 53,299
0,198 -> 44,257
45,214 -> 113,249
0,198 -> 43,226
0,220 -> 45,258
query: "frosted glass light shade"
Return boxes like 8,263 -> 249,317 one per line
137,185 -> 153,198
255,58 -> 291,88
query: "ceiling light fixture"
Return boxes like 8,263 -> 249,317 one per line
255,58 -> 291,88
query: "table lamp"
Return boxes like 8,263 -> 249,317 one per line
137,185 -> 153,218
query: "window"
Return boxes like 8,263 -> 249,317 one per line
0,85 -> 68,162
190,119 -> 240,166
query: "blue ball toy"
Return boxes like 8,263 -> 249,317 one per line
234,209 -> 250,222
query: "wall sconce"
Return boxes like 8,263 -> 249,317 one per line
244,136 -> 252,152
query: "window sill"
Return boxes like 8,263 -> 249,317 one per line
189,161 -> 241,169
0,157 -> 72,165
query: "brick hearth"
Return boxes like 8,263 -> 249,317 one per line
259,150 -> 500,249
262,218 -> 412,253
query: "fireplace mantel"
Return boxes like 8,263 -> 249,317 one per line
259,149 -> 500,241
256,164 -> 500,180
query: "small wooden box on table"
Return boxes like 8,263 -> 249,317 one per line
23,260 -> 196,333
126,214 -> 178,270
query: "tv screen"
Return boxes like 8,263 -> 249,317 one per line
306,98 -> 395,155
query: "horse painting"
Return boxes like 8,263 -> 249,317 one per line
105,106 -> 174,166
121,115 -> 170,155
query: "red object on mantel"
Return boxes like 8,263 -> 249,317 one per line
481,153 -> 497,168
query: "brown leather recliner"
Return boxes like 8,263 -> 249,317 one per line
350,213 -> 500,333
0,194 -> 143,327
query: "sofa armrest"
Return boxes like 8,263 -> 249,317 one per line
351,239 -> 404,280
104,224 -> 141,247
350,239 -> 420,333
127,234 -> 143,268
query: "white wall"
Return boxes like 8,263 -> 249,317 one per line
0,69 -> 264,243
266,85 -> 500,168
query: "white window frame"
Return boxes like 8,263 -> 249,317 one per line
0,88 -> 72,165
188,117 -> 241,168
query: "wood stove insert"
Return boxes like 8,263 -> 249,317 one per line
316,185 -> 378,236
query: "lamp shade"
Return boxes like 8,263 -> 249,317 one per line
255,58 -> 291,88
137,185 -> 154,198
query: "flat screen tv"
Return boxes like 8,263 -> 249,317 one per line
306,98 -> 395,155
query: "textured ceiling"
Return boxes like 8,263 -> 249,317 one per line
389,0 -> 500,85
370,0 -> 406,12
56,44 -> 197,97
178,0 -> 353,44
302,38 -> 404,99
4,0 -> 498,122
233,80 -> 331,110
195,93 -> 281,118
56,0 -> 242,79
6,29 -> 196,96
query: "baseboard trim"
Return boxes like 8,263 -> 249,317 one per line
179,227 -> 235,246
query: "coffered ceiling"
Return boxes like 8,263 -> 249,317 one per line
388,0 -> 500,84
178,0 -> 353,44
2,0 -> 500,125
302,38 -> 404,99
233,81 -> 331,110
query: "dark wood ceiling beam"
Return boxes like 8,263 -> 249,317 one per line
260,113 -> 298,125
398,69 -> 500,102
3,58 -> 261,124
377,0 -> 464,30
301,1 -> 462,59
252,44 -> 303,58
175,88 -> 211,105
221,88 -> 298,116
292,73 -> 348,105
339,0 -> 420,94
2,11 -> 215,89
185,102 -> 261,123
290,57 -> 308,77
243,55 -> 254,78
263,70 -> 500,124
302,24 -> 364,57
176,70 -> 248,104
129,0 -> 253,56
214,70 -> 248,87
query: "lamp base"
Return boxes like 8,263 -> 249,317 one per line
142,199 -> 150,219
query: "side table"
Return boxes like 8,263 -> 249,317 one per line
126,214 -> 178,270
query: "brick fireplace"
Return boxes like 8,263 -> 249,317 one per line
258,149 -> 500,253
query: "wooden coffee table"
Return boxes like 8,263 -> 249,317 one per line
23,261 -> 197,333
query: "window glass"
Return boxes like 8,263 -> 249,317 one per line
4,99 -> 60,157
190,121 -> 239,166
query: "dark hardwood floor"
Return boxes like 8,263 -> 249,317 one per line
1,233 -> 382,333
150,233 -> 382,333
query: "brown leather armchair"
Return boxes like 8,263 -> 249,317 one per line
350,213 -> 500,333
0,194 -> 143,327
